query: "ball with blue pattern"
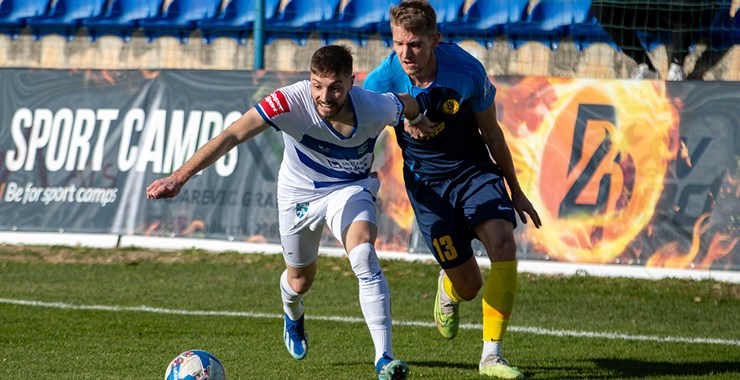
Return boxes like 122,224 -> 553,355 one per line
165,350 -> 226,380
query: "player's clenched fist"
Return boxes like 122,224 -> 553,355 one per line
146,176 -> 184,200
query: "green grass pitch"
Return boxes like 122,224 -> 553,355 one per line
0,245 -> 738,379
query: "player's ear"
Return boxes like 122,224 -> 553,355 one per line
350,74 -> 356,87
432,31 -> 441,47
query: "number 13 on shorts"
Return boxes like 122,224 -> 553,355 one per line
433,235 -> 458,262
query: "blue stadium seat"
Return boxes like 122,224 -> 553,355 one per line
197,0 -> 280,44
265,0 -> 341,45
708,7 -> 739,51
567,0 -> 617,51
316,0 -> 396,47
139,0 -> 220,43
375,0 -> 408,46
635,3 -> 733,53
0,0 -> 51,40
429,0 -> 465,24
26,0 -> 108,40
442,0 -> 528,48
83,0 -> 162,42
634,30 -> 672,52
505,0 -> 589,50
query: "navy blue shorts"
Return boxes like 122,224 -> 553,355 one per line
406,165 -> 516,269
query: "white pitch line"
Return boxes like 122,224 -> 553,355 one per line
2,297 -> 738,346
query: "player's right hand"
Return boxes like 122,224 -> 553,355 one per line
146,176 -> 184,200
404,114 -> 435,140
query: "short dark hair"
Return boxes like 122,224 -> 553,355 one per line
390,0 -> 437,36
310,45 -> 353,78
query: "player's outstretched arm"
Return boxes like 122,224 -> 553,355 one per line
396,93 -> 434,140
146,108 -> 270,200
476,104 -> 542,228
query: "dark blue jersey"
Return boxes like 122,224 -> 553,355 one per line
364,43 -> 497,180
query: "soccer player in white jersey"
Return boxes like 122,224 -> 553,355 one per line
146,45 -> 432,380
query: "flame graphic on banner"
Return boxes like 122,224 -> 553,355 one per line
375,128 -> 415,251
645,213 -> 738,269
496,78 -> 680,264
369,77 -> 739,268
377,128 -> 413,230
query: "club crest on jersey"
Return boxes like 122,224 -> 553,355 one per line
259,90 -> 290,118
296,202 -> 309,218
442,99 -> 459,115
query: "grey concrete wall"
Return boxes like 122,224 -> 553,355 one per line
0,30 -> 737,80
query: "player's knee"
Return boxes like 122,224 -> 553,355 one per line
287,273 -> 314,294
348,242 -> 383,282
456,281 -> 482,301
489,234 -> 517,261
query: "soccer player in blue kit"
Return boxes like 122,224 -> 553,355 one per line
363,1 -> 542,378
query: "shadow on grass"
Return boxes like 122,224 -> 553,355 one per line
408,359 -> 479,371
592,358 -> 740,378
493,359 -> 740,379
337,358 -> 740,379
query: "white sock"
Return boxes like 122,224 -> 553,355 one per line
348,243 -> 392,363
280,270 -> 304,321
482,341 -> 503,360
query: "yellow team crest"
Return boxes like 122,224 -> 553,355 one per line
442,99 -> 459,115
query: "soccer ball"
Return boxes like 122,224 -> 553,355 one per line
165,350 -> 226,380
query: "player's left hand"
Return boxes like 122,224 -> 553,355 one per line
512,192 -> 542,229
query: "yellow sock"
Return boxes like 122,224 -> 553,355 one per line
482,260 -> 518,342
442,273 -> 462,303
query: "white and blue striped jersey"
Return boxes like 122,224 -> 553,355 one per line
255,80 -> 404,198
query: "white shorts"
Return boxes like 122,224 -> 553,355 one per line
278,177 -> 379,268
